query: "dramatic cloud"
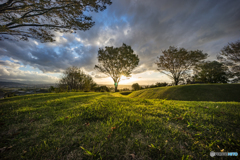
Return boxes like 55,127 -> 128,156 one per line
0,60 -> 22,69
0,0 -> 240,84
0,66 -> 59,84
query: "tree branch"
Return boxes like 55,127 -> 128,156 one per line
8,24 -> 70,29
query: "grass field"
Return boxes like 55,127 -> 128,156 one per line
0,91 -> 240,159
128,84 -> 240,102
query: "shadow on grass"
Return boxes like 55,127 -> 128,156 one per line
0,92 -> 103,103
1,93 -> 240,160
120,91 -> 132,95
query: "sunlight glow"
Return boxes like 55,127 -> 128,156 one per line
120,75 -> 136,85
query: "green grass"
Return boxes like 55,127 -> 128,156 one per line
128,84 -> 240,102
0,92 -> 240,159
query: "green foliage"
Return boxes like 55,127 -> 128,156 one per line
94,43 -> 139,92
93,86 -> 110,92
132,83 -> 141,91
3,92 -> 17,98
48,86 -> 55,93
193,61 -> 230,83
0,92 -> 239,159
58,66 -> 97,92
155,46 -> 208,85
0,0 -> 112,42
120,88 -> 130,91
217,40 -> 240,83
155,82 -> 168,87
143,82 -> 168,89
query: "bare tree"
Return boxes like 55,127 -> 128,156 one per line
155,46 -> 208,85
0,0 -> 112,42
94,43 -> 139,92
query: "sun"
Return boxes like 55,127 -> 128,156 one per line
120,75 -> 136,85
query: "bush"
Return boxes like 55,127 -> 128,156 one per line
48,86 -> 55,93
4,92 -> 17,98
144,85 -> 150,89
144,82 -> 168,89
93,86 -> 110,92
120,88 -> 130,91
155,82 -> 168,87
58,66 -> 97,92
132,83 -> 141,91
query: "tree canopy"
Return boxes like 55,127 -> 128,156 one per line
155,46 -> 208,85
58,66 -> 96,91
193,61 -> 230,83
94,43 -> 139,92
217,40 -> 240,83
0,0 -> 112,42
132,83 -> 141,91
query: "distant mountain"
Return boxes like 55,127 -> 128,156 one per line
0,81 -> 26,86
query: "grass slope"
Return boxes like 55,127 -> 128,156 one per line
128,84 -> 240,102
0,92 -> 240,159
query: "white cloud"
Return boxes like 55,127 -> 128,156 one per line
0,60 -> 23,69
33,40 -> 39,45
0,66 -> 59,84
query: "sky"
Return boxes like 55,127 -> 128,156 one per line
0,0 -> 240,85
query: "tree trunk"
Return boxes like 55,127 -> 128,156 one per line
115,86 -> 118,92
175,79 -> 179,85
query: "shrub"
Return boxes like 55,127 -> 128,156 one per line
48,86 -> 55,93
4,92 -> 17,98
155,82 -> 168,87
132,83 -> 141,91
58,66 -> 97,92
121,88 -> 130,91
93,86 -> 110,92
145,82 -> 168,89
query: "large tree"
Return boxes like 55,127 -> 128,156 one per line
0,0 -> 112,42
217,40 -> 240,83
193,61 -> 230,83
94,43 -> 139,92
155,46 -> 208,85
58,66 -> 96,91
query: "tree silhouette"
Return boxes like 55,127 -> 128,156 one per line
155,46 -> 208,85
132,83 -> 141,91
95,43 -> 139,92
193,61 -> 230,83
58,66 -> 96,91
217,40 -> 240,83
0,0 -> 112,42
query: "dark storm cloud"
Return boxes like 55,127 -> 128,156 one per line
76,0 -> 240,71
0,35 -> 99,73
0,0 -> 240,81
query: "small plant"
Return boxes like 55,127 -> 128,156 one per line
187,118 -> 195,128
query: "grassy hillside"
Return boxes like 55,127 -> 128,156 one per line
0,92 -> 240,159
128,84 -> 240,102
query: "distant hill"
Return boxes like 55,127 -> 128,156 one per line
0,81 -> 26,86
127,84 -> 240,102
